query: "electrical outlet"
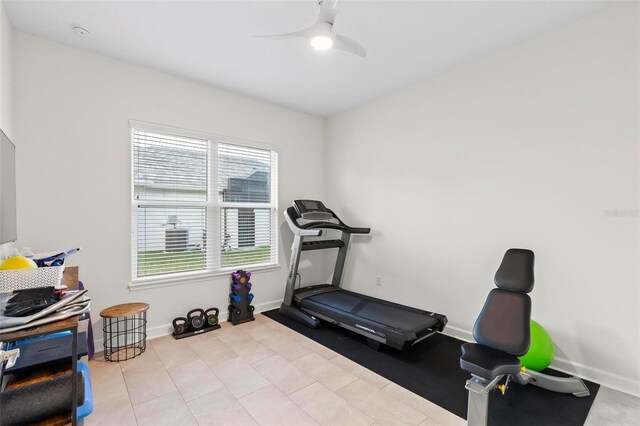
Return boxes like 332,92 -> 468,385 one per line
376,276 -> 383,286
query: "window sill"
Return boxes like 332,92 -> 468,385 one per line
128,264 -> 281,291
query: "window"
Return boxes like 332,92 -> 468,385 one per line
132,125 -> 278,284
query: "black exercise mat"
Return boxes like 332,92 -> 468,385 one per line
263,309 -> 599,426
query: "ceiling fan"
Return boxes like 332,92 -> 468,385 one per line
259,0 -> 366,58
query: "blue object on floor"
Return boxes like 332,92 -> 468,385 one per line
77,361 -> 93,420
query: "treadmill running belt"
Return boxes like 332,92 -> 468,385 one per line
302,291 -> 440,333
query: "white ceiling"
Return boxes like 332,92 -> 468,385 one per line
5,0 -> 610,117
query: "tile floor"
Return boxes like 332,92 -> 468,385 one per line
85,313 -> 639,426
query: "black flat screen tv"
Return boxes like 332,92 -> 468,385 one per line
0,128 -> 17,244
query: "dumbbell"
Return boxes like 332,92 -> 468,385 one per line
231,282 -> 242,291
231,271 -> 247,285
204,308 -> 219,327
229,293 -> 242,303
172,317 -> 188,335
187,308 -> 206,331
246,282 -> 252,290
228,304 -> 242,317
247,293 -> 254,302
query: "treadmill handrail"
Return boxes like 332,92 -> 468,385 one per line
300,222 -> 370,234
284,208 -> 323,236
285,207 -> 370,235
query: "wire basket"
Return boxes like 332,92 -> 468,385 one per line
0,266 -> 65,292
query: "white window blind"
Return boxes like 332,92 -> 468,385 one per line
132,127 -> 278,283
218,143 -> 278,268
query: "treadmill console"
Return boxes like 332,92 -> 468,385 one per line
293,200 -> 333,221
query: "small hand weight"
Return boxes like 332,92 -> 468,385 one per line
204,308 -> 219,327
246,282 -> 252,290
231,270 -> 248,284
229,293 -> 242,303
228,304 -> 242,316
187,308 -> 206,330
172,317 -> 188,335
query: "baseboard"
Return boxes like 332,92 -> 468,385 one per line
92,299 -> 283,350
93,322 -> 173,350
442,324 -> 474,343
442,324 -> 640,397
253,298 -> 282,313
552,356 -> 640,397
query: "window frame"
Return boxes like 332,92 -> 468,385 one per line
129,120 -> 279,290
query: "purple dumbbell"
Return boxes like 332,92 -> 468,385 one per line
232,282 -> 242,291
246,282 -> 252,290
232,272 -> 241,281
246,271 -> 251,278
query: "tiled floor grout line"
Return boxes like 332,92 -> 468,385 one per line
285,380 -> 327,424
88,356 -> 139,423
234,381 -> 280,426
122,370 -> 141,425
191,349 -> 255,426
184,333 -> 275,426
93,352 -> 141,425
288,379 -> 378,426
149,342 -> 195,423
220,330 -> 336,426
236,396 -> 263,426
160,348 -> 198,423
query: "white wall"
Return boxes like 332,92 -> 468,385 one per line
13,32 -> 327,341
0,0 -> 11,137
327,3 -> 639,395
0,0 -> 14,259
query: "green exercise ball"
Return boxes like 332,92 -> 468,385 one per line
519,320 -> 555,371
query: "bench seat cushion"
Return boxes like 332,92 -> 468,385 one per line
460,343 -> 522,379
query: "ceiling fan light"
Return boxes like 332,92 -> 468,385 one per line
310,35 -> 334,51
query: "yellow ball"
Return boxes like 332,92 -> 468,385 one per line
0,256 -> 38,270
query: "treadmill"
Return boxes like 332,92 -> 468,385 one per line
280,200 -> 447,350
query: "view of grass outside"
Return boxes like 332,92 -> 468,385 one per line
137,246 -> 271,277
220,246 -> 271,268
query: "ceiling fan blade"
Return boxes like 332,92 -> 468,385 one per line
333,34 -> 367,58
255,25 -> 314,40
318,0 -> 339,24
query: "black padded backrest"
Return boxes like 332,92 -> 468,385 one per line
473,289 -> 531,356
472,249 -> 536,356
494,248 -> 535,293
